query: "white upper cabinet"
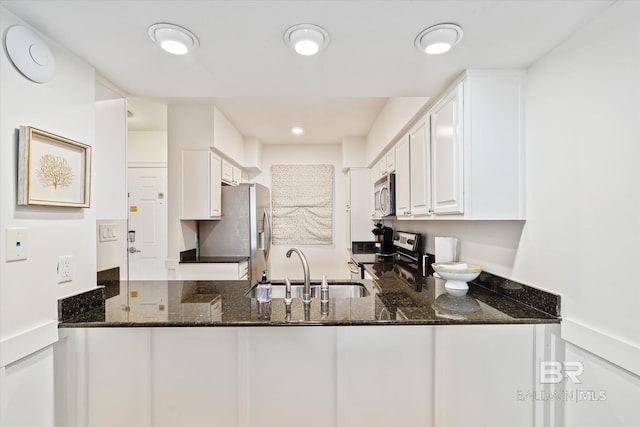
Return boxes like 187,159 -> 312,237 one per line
181,150 -> 222,220
394,134 -> 411,218
430,82 -> 464,215
220,160 -> 242,186
409,117 -> 431,216
385,149 -> 396,173
221,159 -> 233,184
392,69 -> 525,220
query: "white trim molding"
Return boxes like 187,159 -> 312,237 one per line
562,318 -> 640,376
0,321 -> 59,367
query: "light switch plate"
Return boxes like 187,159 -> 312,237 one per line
7,227 -> 28,261
98,223 -> 117,242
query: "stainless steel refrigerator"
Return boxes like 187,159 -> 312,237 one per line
198,183 -> 271,283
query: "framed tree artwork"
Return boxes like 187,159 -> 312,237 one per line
18,126 -> 91,207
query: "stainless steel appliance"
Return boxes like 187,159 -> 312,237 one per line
373,173 -> 396,217
198,183 -> 271,283
350,231 -> 422,279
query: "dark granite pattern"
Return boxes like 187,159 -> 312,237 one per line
180,248 -> 249,264
422,253 -> 561,317
471,271 -> 561,317
97,267 -> 120,299
58,287 -> 105,322
59,262 -> 560,327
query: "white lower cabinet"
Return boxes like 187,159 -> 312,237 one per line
151,328 -> 239,427
57,324 -> 556,427
434,325 -> 537,427
246,328 -> 337,427
336,327 -> 434,427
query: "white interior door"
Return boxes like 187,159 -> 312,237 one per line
128,167 -> 168,280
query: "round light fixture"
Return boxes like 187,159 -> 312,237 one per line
415,23 -> 463,55
291,127 -> 304,135
148,23 -> 199,55
284,24 -> 329,56
4,25 -> 55,83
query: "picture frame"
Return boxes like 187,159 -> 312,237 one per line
18,126 -> 91,208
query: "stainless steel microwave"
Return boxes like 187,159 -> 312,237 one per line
374,173 -> 396,217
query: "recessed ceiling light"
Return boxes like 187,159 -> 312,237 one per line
284,24 -> 329,56
415,23 -> 463,55
291,127 -> 304,135
148,23 -> 199,55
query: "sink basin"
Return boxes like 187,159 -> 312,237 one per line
245,281 -> 369,299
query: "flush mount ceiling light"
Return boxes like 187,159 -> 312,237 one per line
415,23 -> 463,55
284,24 -> 329,56
148,23 -> 199,55
4,25 -> 55,83
291,127 -> 304,135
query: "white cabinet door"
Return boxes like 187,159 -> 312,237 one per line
209,152 -> 222,217
247,327 -> 337,427
377,157 -> 387,179
181,150 -> 221,220
151,329 -> 239,427
86,328 -> 151,427
337,326 -> 434,427
434,324 -> 535,427
221,158 -> 233,184
385,149 -> 396,173
409,118 -> 432,216
232,166 -> 242,185
431,82 -> 464,215
394,134 -> 411,218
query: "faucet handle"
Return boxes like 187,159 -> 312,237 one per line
284,278 -> 292,305
321,275 -> 329,303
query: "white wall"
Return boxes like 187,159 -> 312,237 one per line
394,0 -> 640,419
254,144 -> 349,280
0,6 -> 97,426
128,130 -> 167,165
366,97 -> 429,165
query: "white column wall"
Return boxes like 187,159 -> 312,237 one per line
0,6 -> 98,426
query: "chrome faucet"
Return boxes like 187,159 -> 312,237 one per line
286,248 -> 311,303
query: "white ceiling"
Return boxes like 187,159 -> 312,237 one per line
3,0 -> 615,142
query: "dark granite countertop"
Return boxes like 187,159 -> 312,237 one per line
60,262 -> 560,327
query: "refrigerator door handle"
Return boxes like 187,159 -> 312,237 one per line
263,208 -> 271,261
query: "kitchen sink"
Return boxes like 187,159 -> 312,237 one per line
245,281 -> 369,299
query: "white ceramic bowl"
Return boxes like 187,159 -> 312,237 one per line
432,262 -> 483,296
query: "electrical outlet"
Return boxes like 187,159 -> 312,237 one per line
57,255 -> 72,283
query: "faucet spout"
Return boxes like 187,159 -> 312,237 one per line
286,248 -> 311,303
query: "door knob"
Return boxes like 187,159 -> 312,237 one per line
128,247 -> 141,254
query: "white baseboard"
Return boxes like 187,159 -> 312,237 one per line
562,318 -> 640,376
0,321 -> 59,367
